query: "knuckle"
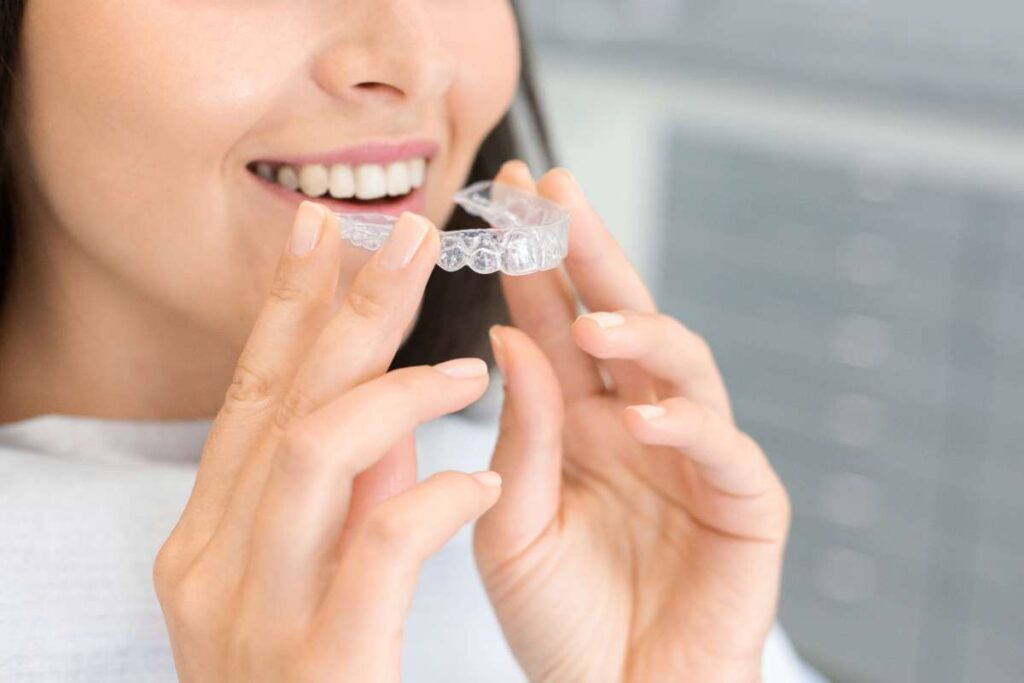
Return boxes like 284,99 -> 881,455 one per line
389,367 -> 425,395
268,268 -> 309,305
734,428 -> 759,454
361,509 -> 415,557
343,286 -> 388,323
278,425 -> 330,477
685,327 -> 715,363
223,360 -> 277,414
152,541 -> 180,597
273,385 -> 317,434
692,404 -> 718,449
660,312 -> 685,335
777,481 -> 793,528
757,451 -> 793,526
763,477 -> 793,541
667,315 -> 713,360
167,574 -> 214,633
738,433 -> 792,533
666,397 -> 714,450
379,367 -> 429,408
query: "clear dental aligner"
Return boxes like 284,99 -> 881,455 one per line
336,180 -> 570,275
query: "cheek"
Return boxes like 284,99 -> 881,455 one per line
19,1 -> 299,225
16,1 -> 303,338
444,2 -> 521,158
426,1 -> 520,224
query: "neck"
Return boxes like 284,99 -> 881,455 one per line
0,209 -> 238,425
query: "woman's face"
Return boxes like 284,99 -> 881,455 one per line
11,0 -> 520,343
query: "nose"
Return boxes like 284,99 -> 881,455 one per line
312,0 -> 457,105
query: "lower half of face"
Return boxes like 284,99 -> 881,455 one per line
12,0 -> 521,348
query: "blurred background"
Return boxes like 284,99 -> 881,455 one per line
514,2 -> 1024,681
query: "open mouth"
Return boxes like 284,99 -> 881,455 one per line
246,156 -> 427,210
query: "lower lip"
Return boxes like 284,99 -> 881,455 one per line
253,172 -> 427,217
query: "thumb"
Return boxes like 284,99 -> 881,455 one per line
475,324 -> 564,565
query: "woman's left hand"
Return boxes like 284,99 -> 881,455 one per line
474,162 -> 792,682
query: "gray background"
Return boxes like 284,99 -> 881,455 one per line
518,2 -> 1024,681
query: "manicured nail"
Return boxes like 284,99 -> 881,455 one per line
432,357 -> 489,379
471,470 -> 502,488
380,212 -> 429,270
489,325 -> 507,376
628,404 -> 667,420
579,311 -> 626,329
290,201 -> 325,255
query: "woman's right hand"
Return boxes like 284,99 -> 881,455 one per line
153,201 -> 502,682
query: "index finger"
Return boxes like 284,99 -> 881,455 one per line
536,168 -> 657,316
495,161 -> 604,400
174,201 -> 343,544
212,211 -> 440,547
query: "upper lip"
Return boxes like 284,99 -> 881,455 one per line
254,137 -> 439,168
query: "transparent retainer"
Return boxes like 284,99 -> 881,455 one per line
336,180 -> 570,275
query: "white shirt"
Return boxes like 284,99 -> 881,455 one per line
0,379 -> 824,682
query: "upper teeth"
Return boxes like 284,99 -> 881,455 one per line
258,157 -> 427,200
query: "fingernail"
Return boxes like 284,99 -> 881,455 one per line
471,470 -> 502,488
488,326 -> 507,377
290,201 -> 325,256
628,404 -> 667,420
579,311 -> 626,329
432,357 -> 489,379
380,212 -> 430,270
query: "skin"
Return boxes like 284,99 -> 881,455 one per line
480,163 -> 791,681
155,205 -> 508,681
0,1 -> 790,680
0,0 -> 519,421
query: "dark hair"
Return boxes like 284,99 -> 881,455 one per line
393,2 -> 557,369
0,0 -> 556,370
0,0 -> 23,318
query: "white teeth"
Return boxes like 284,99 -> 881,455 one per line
408,157 -> 426,188
267,156 -> 427,199
355,164 -> 388,200
276,165 -> 299,191
299,164 -> 329,197
386,161 -> 411,196
329,164 -> 356,199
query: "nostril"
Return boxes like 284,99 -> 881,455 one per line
354,81 -> 402,97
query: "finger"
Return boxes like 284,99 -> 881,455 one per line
572,310 -> 733,420
495,160 -> 604,400
316,469 -> 502,652
537,168 -> 657,315
474,324 -> 564,568
622,396 -> 789,541
176,201 -> 341,542
276,211 -> 441,432
245,359 -> 491,609
495,158 -> 537,193
536,168 -> 658,401
272,211 -> 440,541
339,432 -> 416,556
211,211 -> 439,560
